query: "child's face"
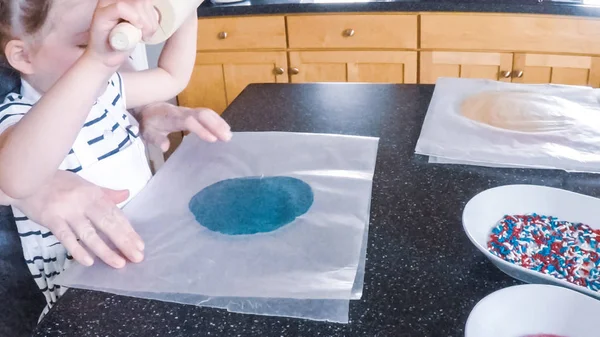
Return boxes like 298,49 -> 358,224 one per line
26,0 -> 98,93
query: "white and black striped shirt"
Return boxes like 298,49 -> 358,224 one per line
0,73 -> 140,174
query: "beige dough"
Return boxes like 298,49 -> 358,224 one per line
460,91 -> 589,132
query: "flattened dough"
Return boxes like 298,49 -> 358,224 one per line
189,176 -> 314,235
460,91 -> 589,132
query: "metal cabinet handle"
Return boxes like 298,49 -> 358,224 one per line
500,71 -> 511,78
289,67 -> 300,75
512,70 -> 524,78
343,29 -> 355,37
274,67 -> 285,75
218,31 -> 228,40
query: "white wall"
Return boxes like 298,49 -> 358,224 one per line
146,42 -> 178,106
144,42 -> 175,170
145,42 -> 163,68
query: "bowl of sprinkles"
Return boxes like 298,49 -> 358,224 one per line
489,214 -> 600,291
465,284 -> 599,337
462,185 -> 600,299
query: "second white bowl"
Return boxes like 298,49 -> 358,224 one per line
462,184 -> 600,299
465,284 -> 600,337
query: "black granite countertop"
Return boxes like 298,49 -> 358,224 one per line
198,0 -> 600,18
33,83 -> 600,336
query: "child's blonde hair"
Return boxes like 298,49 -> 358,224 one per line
0,0 -> 52,64
0,0 -> 52,94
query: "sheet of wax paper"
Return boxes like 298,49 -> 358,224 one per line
416,77 -> 600,173
56,132 -> 379,322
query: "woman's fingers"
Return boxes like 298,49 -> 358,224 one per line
68,215 -> 126,269
86,197 -> 145,263
95,1 -> 143,32
14,171 -> 144,269
135,0 -> 160,41
51,217 -> 94,267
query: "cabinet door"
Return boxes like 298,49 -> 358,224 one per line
288,51 -> 417,84
178,52 -> 288,114
512,53 -> 600,87
420,51 -> 513,84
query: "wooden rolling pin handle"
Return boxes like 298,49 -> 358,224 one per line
109,22 -> 143,51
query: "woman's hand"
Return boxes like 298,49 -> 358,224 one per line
12,171 -> 144,268
87,0 -> 159,69
139,103 -> 232,152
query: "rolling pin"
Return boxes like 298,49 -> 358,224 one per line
109,0 -> 204,51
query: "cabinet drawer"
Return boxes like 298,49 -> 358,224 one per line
287,15 -> 417,49
421,14 -> 600,55
197,16 -> 286,50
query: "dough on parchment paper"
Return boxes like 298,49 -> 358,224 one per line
460,91 -> 594,132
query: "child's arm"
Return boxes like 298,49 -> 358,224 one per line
0,58 -> 116,199
0,189 -> 13,206
0,2 -> 155,199
120,14 -> 198,109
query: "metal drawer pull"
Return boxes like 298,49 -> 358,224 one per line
512,70 -> 524,78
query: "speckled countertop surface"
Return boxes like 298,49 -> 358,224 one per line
197,0 -> 600,18
34,84 -> 600,336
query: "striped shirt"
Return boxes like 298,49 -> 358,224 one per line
0,72 -> 144,313
0,73 -> 140,174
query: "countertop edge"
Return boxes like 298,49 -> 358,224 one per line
197,3 -> 600,19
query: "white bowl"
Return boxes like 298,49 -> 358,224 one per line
465,284 -> 600,337
462,184 -> 600,299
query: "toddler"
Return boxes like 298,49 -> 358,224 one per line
0,0 -> 197,317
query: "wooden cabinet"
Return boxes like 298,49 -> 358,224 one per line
420,13 -> 600,55
420,51 -> 513,84
286,15 -> 417,84
197,16 -> 286,50
178,12 -> 600,118
512,53 -> 600,87
420,14 -> 600,86
288,51 -> 417,83
421,51 -> 600,86
180,16 -> 288,114
181,14 -> 420,114
178,52 -> 288,114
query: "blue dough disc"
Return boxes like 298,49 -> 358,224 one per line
189,176 -> 314,235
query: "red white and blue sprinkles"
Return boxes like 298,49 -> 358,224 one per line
488,214 -> 600,291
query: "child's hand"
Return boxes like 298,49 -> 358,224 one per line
86,0 -> 159,69
139,103 -> 232,152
